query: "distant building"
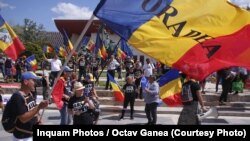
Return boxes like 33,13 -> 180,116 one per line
54,19 -> 157,64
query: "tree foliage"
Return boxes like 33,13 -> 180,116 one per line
12,18 -> 46,63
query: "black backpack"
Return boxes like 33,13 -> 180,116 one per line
181,82 -> 194,103
1,92 -> 22,133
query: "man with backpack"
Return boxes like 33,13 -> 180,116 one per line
177,74 -> 207,125
2,71 -> 48,141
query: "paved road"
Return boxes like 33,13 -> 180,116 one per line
1,109 -> 250,140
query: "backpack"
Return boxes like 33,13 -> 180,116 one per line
1,92 -> 22,133
181,82 -> 193,103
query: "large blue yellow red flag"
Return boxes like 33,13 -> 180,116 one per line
0,15 -> 25,60
107,73 -> 124,102
121,39 -> 133,57
94,0 -> 250,80
158,69 -> 182,107
26,55 -> 38,71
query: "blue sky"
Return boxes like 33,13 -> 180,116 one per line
0,0 -> 249,32
0,0 -> 100,31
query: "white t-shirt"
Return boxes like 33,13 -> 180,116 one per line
48,59 -> 62,72
143,63 -> 154,77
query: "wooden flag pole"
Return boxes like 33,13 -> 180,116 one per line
39,14 -> 95,121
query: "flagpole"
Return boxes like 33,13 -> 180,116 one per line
39,14 -> 95,121
97,38 -> 121,82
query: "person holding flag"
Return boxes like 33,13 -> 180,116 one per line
25,55 -> 38,71
119,76 -> 137,120
0,15 -> 25,60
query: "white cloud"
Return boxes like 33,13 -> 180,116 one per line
230,0 -> 250,6
51,2 -> 93,19
0,1 -> 15,9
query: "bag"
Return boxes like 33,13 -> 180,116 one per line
232,81 -> 244,92
181,83 -> 193,103
1,93 -> 20,133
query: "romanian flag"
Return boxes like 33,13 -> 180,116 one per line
117,48 -> 126,60
86,39 -> 95,52
0,15 -> 25,60
62,29 -> 73,52
94,0 -> 250,80
158,69 -> 182,107
95,32 -> 108,59
52,77 -> 65,110
121,39 -> 133,57
55,46 -> 67,57
26,55 -> 38,71
108,73 -> 124,102
43,45 -> 54,53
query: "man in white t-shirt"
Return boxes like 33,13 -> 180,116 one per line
143,58 -> 155,78
44,54 -> 62,86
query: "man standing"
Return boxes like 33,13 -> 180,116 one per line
44,54 -> 62,86
177,74 -> 207,125
4,72 -> 48,141
143,75 -> 160,125
143,58 -> 155,79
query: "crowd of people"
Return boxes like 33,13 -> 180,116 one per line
1,50 -> 250,141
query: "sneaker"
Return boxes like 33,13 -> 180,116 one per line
118,116 -> 124,121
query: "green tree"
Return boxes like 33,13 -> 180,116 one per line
13,19 -> 46,63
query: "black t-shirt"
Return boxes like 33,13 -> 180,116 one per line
91,61 -> 99,71
125,60 -> 134,70
83,82 -> 94,97
12,92 -> 37,139
123,84 -> 137,97
134,69 -> 142,78
183,80 -> 200,101
78,60 -> 86,70
68,95 -> 93,125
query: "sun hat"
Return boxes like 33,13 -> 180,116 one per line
73,82 -> 85,91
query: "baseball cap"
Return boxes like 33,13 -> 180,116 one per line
63,66 -> 73,72
21,72 -> 39,80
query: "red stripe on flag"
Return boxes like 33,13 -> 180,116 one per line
4,38 -> 25,60
162,92 -> 182,107
113,91 -> 124,102
174,24 -> 250,80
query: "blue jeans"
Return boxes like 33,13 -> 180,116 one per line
59,103 -> 72,125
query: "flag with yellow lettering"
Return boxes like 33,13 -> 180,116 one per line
0,15 -> 25,60
94,0 -> 250,80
